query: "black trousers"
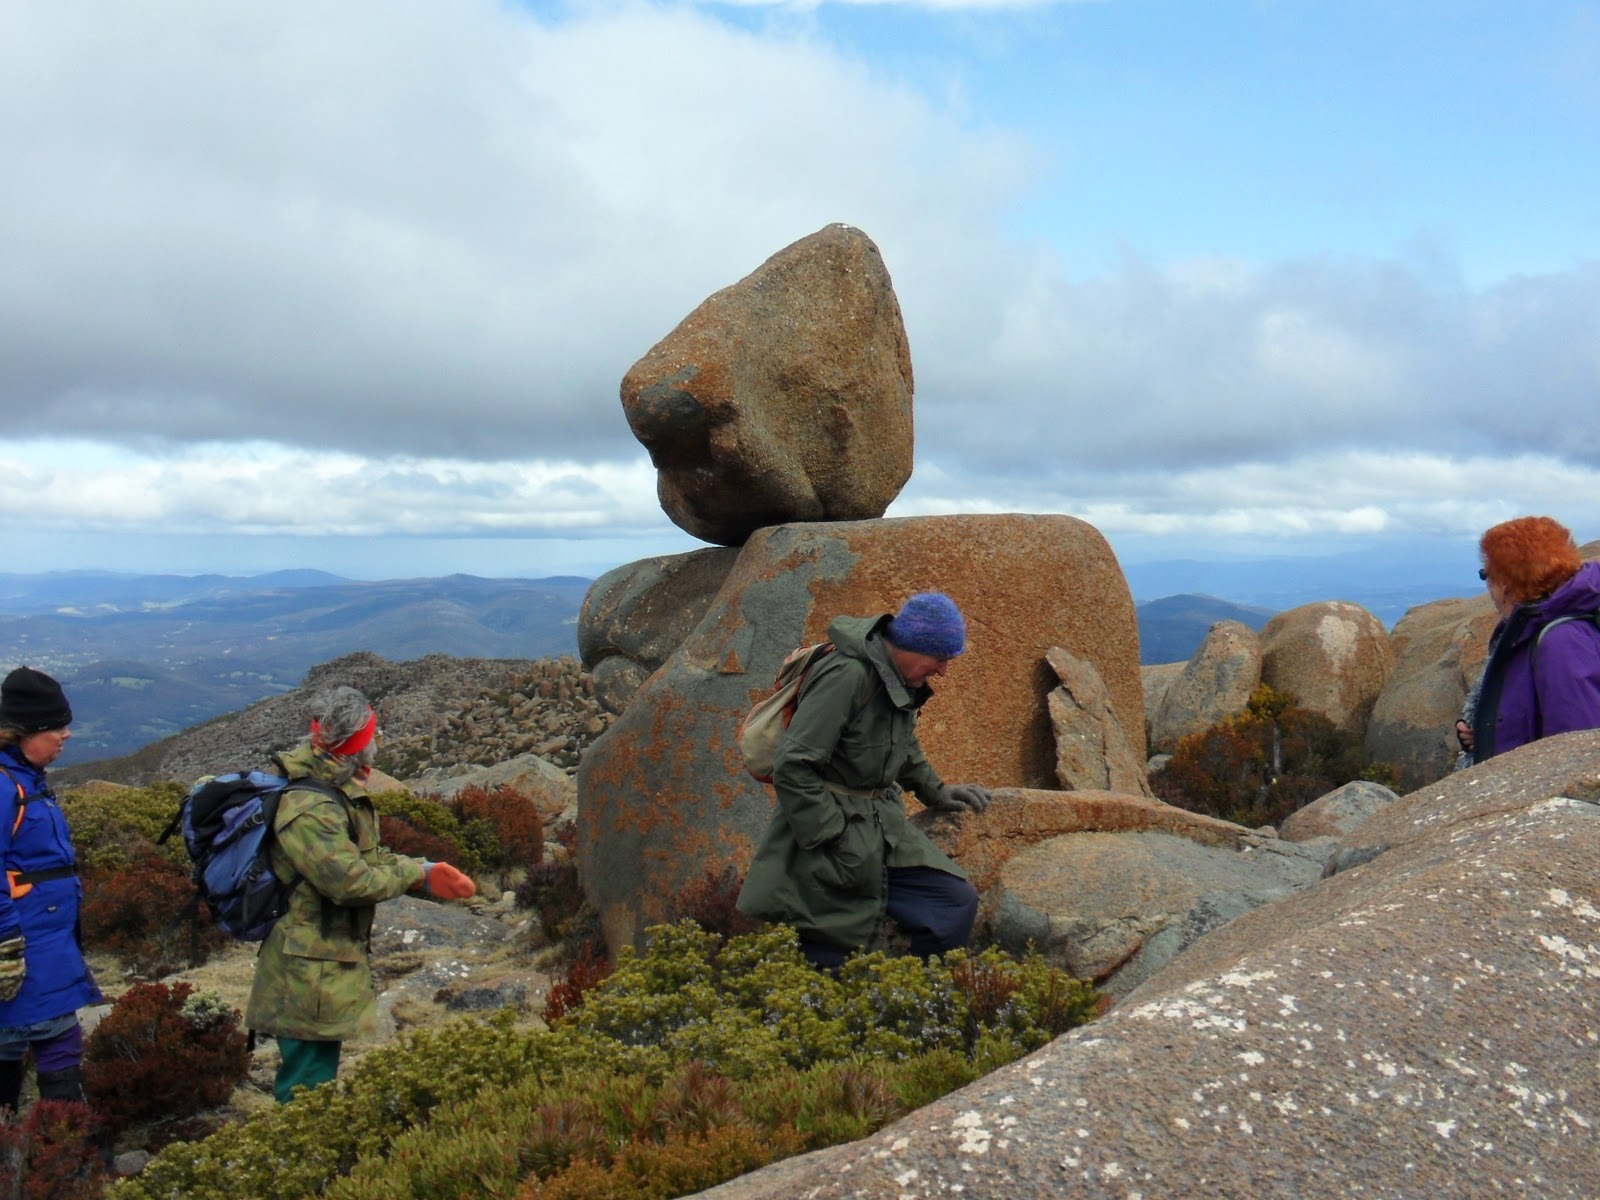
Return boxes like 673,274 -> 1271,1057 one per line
801,866 -> 979,969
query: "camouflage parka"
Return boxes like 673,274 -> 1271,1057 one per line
736,613 -> 966,951
244,742 -> 426,1041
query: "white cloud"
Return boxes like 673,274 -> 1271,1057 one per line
894,450 -> 1600,546
0,440 -> 665,537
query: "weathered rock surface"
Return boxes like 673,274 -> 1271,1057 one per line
1278,777 -> 1398,842
694,729 -> 1600,1200
1139,661 -> 1183,742
578,547 -> 741,715
985,828 -> 1328,998
1260,600 -> 1393,739
913,787 -> 1259,895
1045,647 -> 1152,796
1148,619 -> 1262,753
621,224 -> 914,546
1363,595 -> 1496,789
577,513 -> 1142,953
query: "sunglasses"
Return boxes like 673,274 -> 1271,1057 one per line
1478,568 -> 1488,581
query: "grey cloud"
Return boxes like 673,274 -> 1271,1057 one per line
908,253 -> 1600,474
3,0 -> 1597,491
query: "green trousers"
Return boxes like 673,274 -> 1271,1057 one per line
274,1037 -> 342,1104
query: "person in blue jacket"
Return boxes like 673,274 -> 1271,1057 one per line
0,666 -> 100,1111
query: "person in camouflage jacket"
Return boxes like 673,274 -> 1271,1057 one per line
737,593 -> 994,968
244,685 -> 476,1103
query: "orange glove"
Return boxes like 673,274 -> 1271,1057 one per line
424,862 -> 476,900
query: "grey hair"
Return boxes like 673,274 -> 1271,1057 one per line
309,685 -> 375,756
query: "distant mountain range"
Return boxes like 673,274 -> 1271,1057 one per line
1121,543 -> 1477,626
1134,594 -> 1277,665
0,571 -> 591,766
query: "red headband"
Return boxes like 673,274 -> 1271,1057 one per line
311,709 -> 377,757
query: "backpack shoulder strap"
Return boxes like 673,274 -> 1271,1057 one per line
1528,610 -> 1600,736
0,765 -> 25,838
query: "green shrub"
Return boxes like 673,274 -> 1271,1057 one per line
452,784 -> 544,875
369,790 -> 483,875
60,781 -> 188,871
113,925 -> 1100,1200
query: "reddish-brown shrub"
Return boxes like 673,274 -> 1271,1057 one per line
516,859 -> 586,940
669,867 -> 759,940
452,784 -> 544,871
542,943 -> 613,1027
379,815 -> 467,867
83,982 -> 249,1135
1152,684 -> 1399,828
79,848 -> 227,975
0,1100 -> 104,1200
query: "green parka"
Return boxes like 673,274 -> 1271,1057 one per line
244,743 -> 426,1041
736,613 -> 967,951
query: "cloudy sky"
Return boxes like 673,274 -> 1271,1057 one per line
3,0 -> 1597,582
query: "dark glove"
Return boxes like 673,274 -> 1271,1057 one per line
424,862 -> 477,900
929,784 -> 993,814
0,935 -> 25,1003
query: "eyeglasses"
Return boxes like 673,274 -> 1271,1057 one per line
1478,568 -> 1488,581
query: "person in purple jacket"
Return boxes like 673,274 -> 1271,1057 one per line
1461,517 -> 1600,764
0,667 -> 100,1112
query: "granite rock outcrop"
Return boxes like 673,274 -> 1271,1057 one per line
621,224 -> 914,546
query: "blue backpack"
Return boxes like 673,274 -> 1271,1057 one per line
160,770 -> 346,941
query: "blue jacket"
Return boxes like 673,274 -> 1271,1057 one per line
0,747 -> 100,1027
1471,561 -> 1600,762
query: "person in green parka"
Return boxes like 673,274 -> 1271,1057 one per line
737,592 -> 993,969
245,685 -> 476,1103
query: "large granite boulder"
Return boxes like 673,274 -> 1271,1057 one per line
985,828 -> 1329,998
576,513 -> 1142,953
1149,619 -> 1263,753
620,224 -> 914,546
696,730 -> 1600,1200
1045,647 -> 1152,796
1277,777 -> 1398,843
578,547 -> 741,714
1260,600 -> 1393,739
1363,594 -> 1498,788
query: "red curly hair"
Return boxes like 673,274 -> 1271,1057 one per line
1480,516 -> 1582,604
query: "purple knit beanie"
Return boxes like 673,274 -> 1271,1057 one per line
884,592 -> 966,658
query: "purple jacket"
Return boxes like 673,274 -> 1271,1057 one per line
1471,560 -> 1600,761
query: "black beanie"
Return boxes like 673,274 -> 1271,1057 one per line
1,667 -> 73,733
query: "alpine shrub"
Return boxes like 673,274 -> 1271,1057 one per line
541,942 -> 614,1027
112,927 -> 1100,1200
60,781 -> 189,871
452,783 -> 544,873
516,858 -> 586,941
0,1100 -> 105,1200
79,849 -> 228,975
83,982 -> 248,1135
668,865 -> 759,940
1152,684 -> 1400,827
